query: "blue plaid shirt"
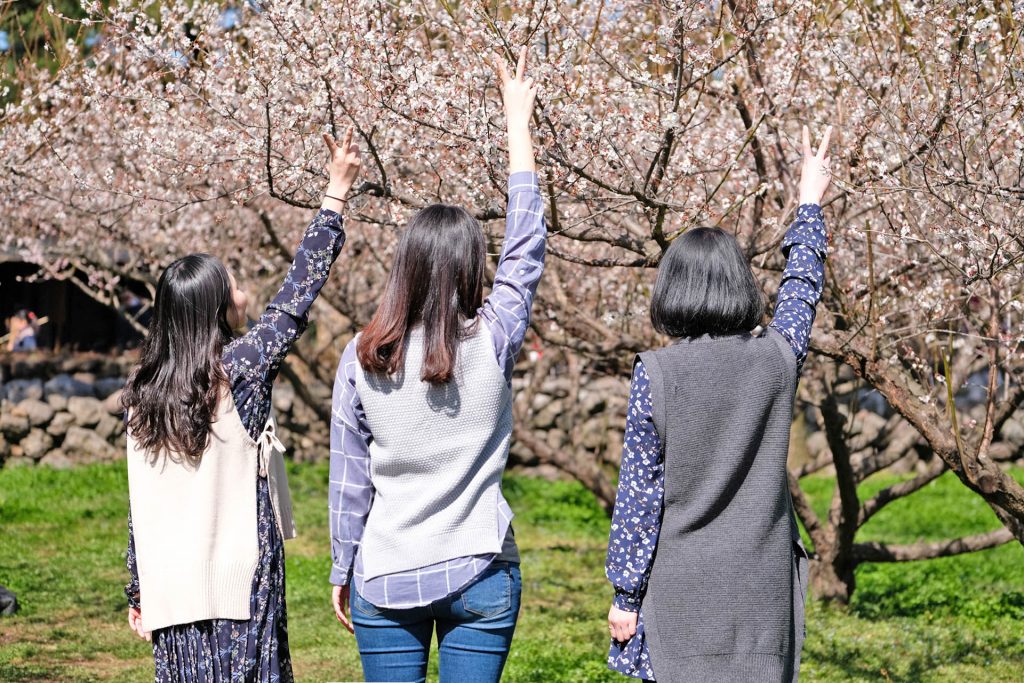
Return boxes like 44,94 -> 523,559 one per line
328,172 -> 547,608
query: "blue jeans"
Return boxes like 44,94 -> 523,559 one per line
350,562 -> 521,683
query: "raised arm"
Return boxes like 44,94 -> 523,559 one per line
479,47 -> 547,381
498,47 -> 537,175
224,130 -> 361,434
769,124 -> 833,372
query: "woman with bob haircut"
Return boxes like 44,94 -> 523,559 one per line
123,129 -> 361,682
327,48 -> 544,683
605,125 -> 835,683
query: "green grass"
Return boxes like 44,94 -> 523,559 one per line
1,463 -> 1023,682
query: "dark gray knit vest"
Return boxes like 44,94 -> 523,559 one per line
639,327 -> 805,683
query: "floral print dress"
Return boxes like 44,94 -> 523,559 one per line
125,208 -> 346,683
606,203 -> 829,680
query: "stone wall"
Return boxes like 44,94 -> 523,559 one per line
258,371 -> 630,470
0,354 -> 131,469
0,352 -> 632,473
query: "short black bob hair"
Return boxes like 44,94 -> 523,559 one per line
650,227 -> 765,338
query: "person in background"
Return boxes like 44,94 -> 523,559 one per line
6,309 -> 38,352
328,47 -> 544,683
605,125 -> 834,682
116,289 -> 150,350
122,128 -> 361,683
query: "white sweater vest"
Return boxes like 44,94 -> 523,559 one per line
127,394 -> 295,632
354,323 -> 514,581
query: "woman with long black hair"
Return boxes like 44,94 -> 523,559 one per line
123,129 -> 361,682
327,48 -> 543,683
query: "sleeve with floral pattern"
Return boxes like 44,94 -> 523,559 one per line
223,208 -> 346,438
769,203 -> 828,373
605,359 -> 665,612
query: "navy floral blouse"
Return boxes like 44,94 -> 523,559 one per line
605,204 -> 828,679
125,208 -> 346,683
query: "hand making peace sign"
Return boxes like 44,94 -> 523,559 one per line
495,46 -> 538,133
798,124 -> 834,206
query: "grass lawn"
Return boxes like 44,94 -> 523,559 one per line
1,461 -> 1022,682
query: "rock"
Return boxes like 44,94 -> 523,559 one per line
508,441 -> 538,466
532,400 -> 564,430
5,456 -> 34,468
59,356 -> 98,373
102,390 -> 125,416
17,399 -> 55,427
46,412 -> 75,438
46,394 -> 68,411
540,377 -> 571,398
0,411 -> 30,441
546,428 -> 566,450
272,382 -> 295,414
0,585 -> 19,616
890,451 -> 922,474
94,377 -> 126,399
44,374 -> 94,399
806,431 -> 829,460
579,390 -> 607,416
848,410 -> 887,452
0,434 -> 8,464
529,393 -> 553,412
72,372 -> 97,385
2,379 -> 44,403
525,463 -> 573,482
20,429 -> 54,460
604,440 -> 624,467
1002,417 -> 1024,448
94,414 -> 122,440
581,418 -> 609,450
39,450 -> 73,470
63,426 -> 119,463
67,396 -> 105,427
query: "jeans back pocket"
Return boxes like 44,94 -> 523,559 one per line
352,590 -> 384,617
461,563 -> 512,617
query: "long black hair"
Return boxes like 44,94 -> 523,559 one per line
357,204 -> 486,384
122,254 -> 234,463
650,227 -> 765,338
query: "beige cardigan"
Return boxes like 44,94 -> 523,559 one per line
127,394 -> 295,632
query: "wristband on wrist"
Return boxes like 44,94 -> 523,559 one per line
325,194 -> 348,204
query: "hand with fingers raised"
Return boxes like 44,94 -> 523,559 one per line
495,46 -> 538,133
321,126 -> 362,213
798,124 -> 834,207
494,46 -> 538,174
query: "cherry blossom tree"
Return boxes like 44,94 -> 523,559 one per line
2,0 -> 1022,600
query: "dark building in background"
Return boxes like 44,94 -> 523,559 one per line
0,258 -> 150,352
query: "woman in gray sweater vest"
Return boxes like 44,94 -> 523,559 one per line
327,49 -> 545,683
605,125 -> 835,683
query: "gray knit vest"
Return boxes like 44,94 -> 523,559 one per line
639,327 -> 804,683
354,322 -> 517,581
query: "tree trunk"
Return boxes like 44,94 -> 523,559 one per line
809,554 -> 856,603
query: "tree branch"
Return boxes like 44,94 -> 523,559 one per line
851,528 -> 1013,563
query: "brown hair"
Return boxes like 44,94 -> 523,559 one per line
357,204 -> 486,384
